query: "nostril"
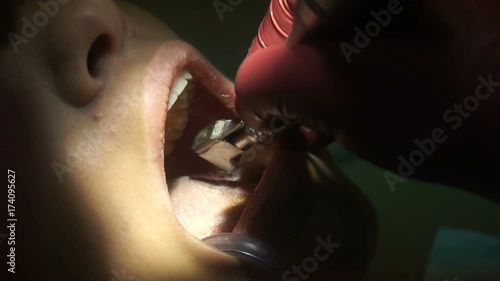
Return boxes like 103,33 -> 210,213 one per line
87,34 -> 112,78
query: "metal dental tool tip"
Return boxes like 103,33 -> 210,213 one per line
192,119 -> 273,172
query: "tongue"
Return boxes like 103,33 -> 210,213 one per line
168,176 -> 254,239
169,133 -> 313,241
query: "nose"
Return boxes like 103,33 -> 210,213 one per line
45,0 -> 126,106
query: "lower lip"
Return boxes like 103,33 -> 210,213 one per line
233,139 -> 306,234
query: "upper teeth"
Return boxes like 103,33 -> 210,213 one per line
168,71 -> 193,111
164,71 -> 194,157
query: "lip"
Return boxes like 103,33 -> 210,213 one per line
142,40 -> 263,237
140,40 -> 311,248
143,40 -> 237,179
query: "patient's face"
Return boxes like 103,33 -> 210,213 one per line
1,1 -> 374,280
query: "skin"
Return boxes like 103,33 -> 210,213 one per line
1,1 -> 377,280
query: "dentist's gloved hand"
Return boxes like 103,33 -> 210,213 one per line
235,0 -> 500,200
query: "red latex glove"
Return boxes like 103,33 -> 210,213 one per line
237,0 -> 338,145
235,0 -> 500,201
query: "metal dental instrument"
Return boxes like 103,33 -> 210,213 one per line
192,0 -> 361,172
192,119 -> 274,172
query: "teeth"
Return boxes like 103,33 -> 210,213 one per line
168,71 -> 193,111
165,129 -> 184,142
164,71 -> 194,157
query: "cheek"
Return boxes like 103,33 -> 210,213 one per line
64,86 -> 147,174
49,32 -> 165,187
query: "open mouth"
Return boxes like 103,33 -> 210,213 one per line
127,42 -> 377,278
163,69 -> 261,239
145,42 -> 309,241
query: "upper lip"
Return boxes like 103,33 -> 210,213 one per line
143,40 -> 237,177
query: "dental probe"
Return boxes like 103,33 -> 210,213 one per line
192,0 -> 363,172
